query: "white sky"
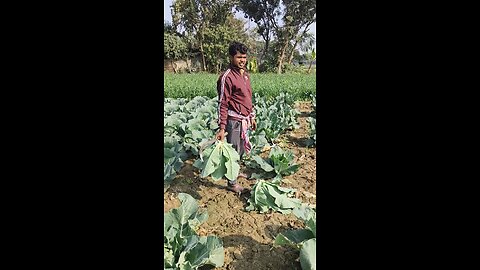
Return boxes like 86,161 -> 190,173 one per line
163,0 -> 316,37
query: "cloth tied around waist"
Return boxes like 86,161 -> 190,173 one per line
227,110 -> 255,154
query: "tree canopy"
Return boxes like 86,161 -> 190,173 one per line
164,0 -> 316,73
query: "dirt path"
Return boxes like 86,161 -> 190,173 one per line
164,101 -> 316,270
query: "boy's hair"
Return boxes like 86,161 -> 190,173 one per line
228,42 -> 248,56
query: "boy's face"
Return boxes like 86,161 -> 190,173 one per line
230,52 -> 247,70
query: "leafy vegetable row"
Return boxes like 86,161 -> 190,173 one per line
164,192 -> 316,270
164,193 -> 224,269
274,204 -> 316,270
163,93 -> 300,190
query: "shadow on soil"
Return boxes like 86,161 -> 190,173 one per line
220,234 -> 301,270
165,160 -> 229,200
166,158 -> 259,201
298,111 -> 313,118
264,224 -> 296,241
286,135 -> 314,148
167,177 -> 226,200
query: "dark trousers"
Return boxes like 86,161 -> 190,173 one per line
225,118 -> 244,184
226,118 -> 245,157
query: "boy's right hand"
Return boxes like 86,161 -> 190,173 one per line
216,129 -> 226,141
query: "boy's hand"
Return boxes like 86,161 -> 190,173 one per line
251,119 -> 257,131
216,129 -> 226,141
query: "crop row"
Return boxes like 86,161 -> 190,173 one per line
164,73 -> 316,100
165,192 -> 316,269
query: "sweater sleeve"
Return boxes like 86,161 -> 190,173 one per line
217,74 -> 232,130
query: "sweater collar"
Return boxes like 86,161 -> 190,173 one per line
229,64 -> 246,75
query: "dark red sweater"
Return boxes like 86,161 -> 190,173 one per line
216,65 -> 254,130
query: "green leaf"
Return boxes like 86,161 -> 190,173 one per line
282,164 -> 300,176
306,217 -> 316,238
292,204 -> 316,222
252,155 -> 274,172
210,154 -> 227,180
164,163 -> 176,184
174,193 -> 200,224
265,184 -> 300,210
196,140 -> 240,181
300,238 -> 316,270
274,229 -> 314,246
268,145 -> 285,158
164,246 -> 175,268
246,180 -> 302,214
200,142 -> 222,178
273,233 -> 295,247
183,236 -> 224,268
164,148 -> 176,159
164,193 -> 224,269
203,236 -> 225,267
188,210 -> 208,229
222,142 -> 240,181
192,158 -> 205,170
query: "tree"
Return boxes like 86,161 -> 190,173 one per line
203,15 -> 252,73
275,0 -> 316,73
164,33 -> 188,73
236,0 -> 315,73
172,0 -> 239,72
164,21 -> 188,73
287,31 -> 315,65
236,0 -> 282,65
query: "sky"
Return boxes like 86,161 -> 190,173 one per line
163,0 -> 316,38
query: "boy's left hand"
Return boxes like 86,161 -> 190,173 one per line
251,118 -> 257,130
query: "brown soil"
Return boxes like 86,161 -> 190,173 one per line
164,101 -> 316,270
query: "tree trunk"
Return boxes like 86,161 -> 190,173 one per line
260,36 -> 270,67
277,40 -> 289,74
307,60 -> 313,74
186,56 -> 190,72
171,59 -> 177,73
287,23 -> 314,65
199,41 -> 207,72
287,41 -> 298,65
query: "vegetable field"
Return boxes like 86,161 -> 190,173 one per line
164,76 -> 317,270
164,73 -> 316,100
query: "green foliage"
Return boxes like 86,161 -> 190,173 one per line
247,145 -> 300,181
168,0 -> 316,75
282,63 -> 309,74
274,204 -> 316,270
164,32 -> 188,60
307,117 -> 316,146
306,93 -> 316,146
299,238 -> 316,270
164,73 -> 316,100
164,137 -> 188,189
193,140 -> 240,181
246,57 -> 258,73
237,0 -> 316,73
202,24 -> 238,73
171,0 -> 255,72
164,193 -> 224,269
164,96 -> 218,156
163,91 -> 314,189
258,45 -> 281,73
163,96 -> 219,187
245,179 -> 302,214
250,92 -> 300,144
236,0 -> 282,63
